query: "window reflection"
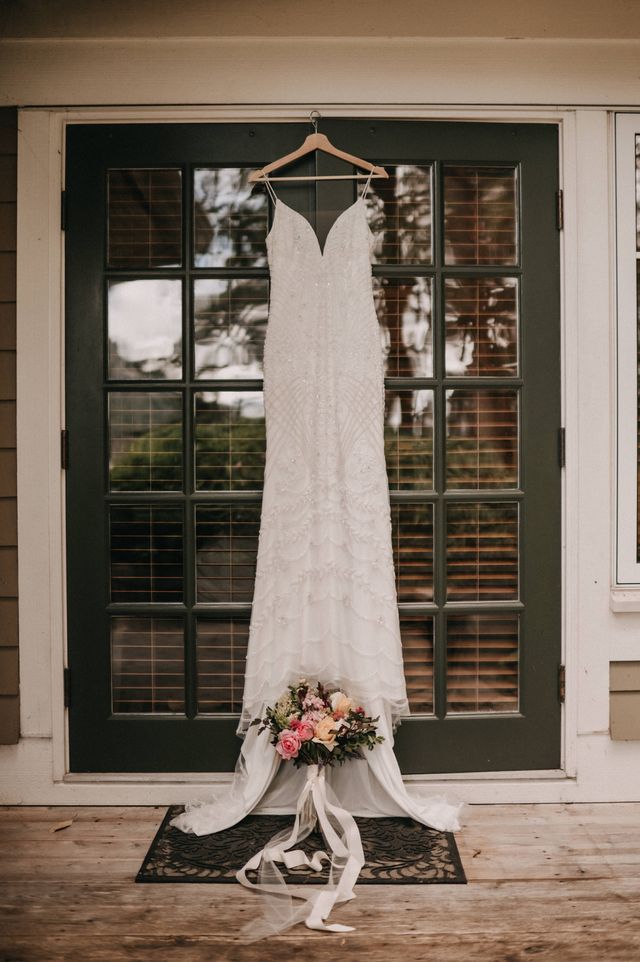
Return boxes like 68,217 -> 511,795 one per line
194,278 -> 268,379
195,506 -> 260,603
107,168 -> 182,269
391,503 -> 434,602
194,167 -> 268,269
109,392 -> 182,492
400,614 -> 434,714
375,276 -> 433,378
446,388 -> 518,489
110,616 -> 184,714
445,277 -> 518,377
446,501 -> 519,602
366,164 -> 432,265
197,620 -> 249,714
384,389 -> 433,489
110,505 -> 184,604
444,165 -> 518,266
446,612 -> 519,713
195,391 -> 266,490
107,279 -> 182,380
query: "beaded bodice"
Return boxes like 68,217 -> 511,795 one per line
238,182 -> 410,733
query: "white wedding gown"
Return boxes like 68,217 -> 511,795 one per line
170,171 -> 466,839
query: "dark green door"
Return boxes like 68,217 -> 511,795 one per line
65,119 -> 561,773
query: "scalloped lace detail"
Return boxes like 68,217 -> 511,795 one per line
239,198 -> 409,730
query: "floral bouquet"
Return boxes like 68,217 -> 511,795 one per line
251,678 -> 384,768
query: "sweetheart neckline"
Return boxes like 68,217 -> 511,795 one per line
266,195 -> 368,258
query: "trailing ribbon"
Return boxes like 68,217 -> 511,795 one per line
236,763 -> 365,940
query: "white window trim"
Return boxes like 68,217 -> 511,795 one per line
614,113 -> 640,596
10,104 -> 593,805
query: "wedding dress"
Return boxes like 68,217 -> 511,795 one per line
170,170 -> 466,842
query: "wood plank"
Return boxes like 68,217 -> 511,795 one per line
1,878 -> 639,933
1,933 -> 639,962
1,803 -> 640,962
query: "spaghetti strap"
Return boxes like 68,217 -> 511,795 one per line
262,176 -> 278,205
360,167 -> 375,200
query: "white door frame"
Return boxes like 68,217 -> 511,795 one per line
9,104 -> 592,804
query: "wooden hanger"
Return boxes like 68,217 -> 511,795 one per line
248,110 -> 388,183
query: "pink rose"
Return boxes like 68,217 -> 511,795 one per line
276,729 -> 301,760
290,718 -> 315,741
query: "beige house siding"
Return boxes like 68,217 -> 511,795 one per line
2,0 -> 640,39
0,107 -> 18,745
610,662 -> 640,740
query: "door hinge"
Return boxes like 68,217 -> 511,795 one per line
61,190 -> 67,231
556,189 -> 564,230
558,664 -> 566,704
61,429 -> 69,469
63,667 -> 71,708
558,427 -> 565,468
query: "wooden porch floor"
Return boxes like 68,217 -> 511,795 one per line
1,802 -> 639,961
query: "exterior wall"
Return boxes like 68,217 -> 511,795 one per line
0,108 -> 18,745
611,663 -> 640,739
0,0 -> 639,800
2,0 -> 640,39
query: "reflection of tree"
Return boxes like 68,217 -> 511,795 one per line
444,166 -> 516,266
384,420 -> 433,489
371,166 -> 433,430
195,411 -> 266,490
445,277 -> 517,378
193,278 -> 268,378
381,277 -> 424,430
108,337 -> 182,381
110,420 -> 183,490
110,410 -> 267,492
194,168 -> 268,269
446,390 -> 517,487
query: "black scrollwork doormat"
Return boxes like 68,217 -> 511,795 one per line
136,806 -> 467,884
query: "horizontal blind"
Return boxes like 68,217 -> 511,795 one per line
194,391 -> 266,491
110,505 -> 183,603
443,165 -> 518,266
400,615 -> 434,714
107,168 -> 182,269
196,620 -> 249,714
446,613 -> 519,713
195,506 -> 261,603
446,502 -> 519,602
109,392 -> 183,492
111,617 -> 184,714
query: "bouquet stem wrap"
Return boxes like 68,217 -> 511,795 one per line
236,763 -> 365,940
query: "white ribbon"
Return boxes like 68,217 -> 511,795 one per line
236,763 -> 365,940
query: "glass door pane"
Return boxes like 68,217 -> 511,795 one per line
65,120 -> 561,774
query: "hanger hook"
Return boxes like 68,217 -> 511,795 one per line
309,109 -> 321,134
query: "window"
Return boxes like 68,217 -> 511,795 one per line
65,120 -> 561,773
614,114 -> 640,593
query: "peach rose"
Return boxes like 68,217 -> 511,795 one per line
329,691 -> 353,715
312,715 -> 338,750
276,729 -> 301,760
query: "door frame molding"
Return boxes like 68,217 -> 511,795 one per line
12,104 -> 585,803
